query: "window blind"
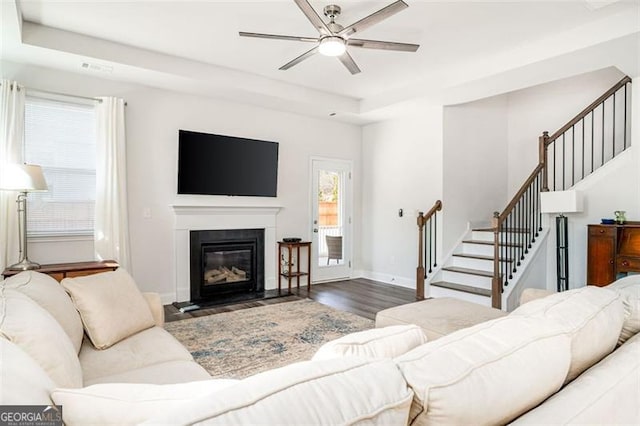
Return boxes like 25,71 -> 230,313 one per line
24,96 -> 97,235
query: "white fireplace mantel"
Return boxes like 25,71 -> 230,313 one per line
171,204 -> 282,302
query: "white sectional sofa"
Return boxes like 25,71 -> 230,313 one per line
1,269 -> 639,425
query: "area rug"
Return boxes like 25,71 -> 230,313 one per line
164,299 -> 374,379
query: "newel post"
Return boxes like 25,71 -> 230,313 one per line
416,212 -> 425,300
539,131 -> 550,192
491,211 -> 502,310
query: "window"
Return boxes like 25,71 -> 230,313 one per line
24,96 -> 97,236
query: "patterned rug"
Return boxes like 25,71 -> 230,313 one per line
164,299 -> 374,379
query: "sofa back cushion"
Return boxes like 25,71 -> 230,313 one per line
512,331 -> 640,425
0,289 -> 83,388
605,275 -> 640,345
62,268 -> 155,349
3,271 -> 84,353
394,316 -> 571,426
0,338 -> 56,405
312,324 -> 428,361
143,358 -> 414,425
511,286 -> 624,382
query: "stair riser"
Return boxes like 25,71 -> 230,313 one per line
471,231 -> 495,242
428,285 -> 492,307
441,271 -> 492,289
450,256 -> 494,272
460,243 -> 494,257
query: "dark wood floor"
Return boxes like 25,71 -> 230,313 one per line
164,278 -> 417,323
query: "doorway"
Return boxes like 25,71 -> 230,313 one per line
311,158 -> 352,282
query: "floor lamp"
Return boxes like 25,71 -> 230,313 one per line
0,163 -> 48,271
540,190 -> 583,292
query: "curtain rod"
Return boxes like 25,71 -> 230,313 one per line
1,81 -> 127,105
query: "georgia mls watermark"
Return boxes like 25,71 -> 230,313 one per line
0,405 -> 62,426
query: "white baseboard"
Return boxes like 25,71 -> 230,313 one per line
362,270 -> 415,289
159,292 -> 177,305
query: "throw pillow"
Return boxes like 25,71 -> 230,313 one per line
312,324 -> 427,361
606,274 -> 640,345
2,271 -> 84,353
61,268 -> 155,349
51,380 -> 239,426
0,289 -> 83,388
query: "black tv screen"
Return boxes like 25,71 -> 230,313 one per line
178,130 -> 279,197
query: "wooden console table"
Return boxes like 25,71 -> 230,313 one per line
2,260 -> 119,282
587,223 -> 640,286
278,241 -> 311,292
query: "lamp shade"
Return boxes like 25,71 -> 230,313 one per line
540,190 -> 583,214
0,164 -> 48,192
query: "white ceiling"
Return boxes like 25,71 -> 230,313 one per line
2,0 -> 639,122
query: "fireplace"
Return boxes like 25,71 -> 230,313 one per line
190,229 -> 265,303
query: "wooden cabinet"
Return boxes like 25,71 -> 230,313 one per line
587,223 -> 640,286
2,260 -> 119,282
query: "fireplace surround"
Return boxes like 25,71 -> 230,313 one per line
172,204 -> 281,304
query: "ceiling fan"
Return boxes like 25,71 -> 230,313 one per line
239,0 -> 419,75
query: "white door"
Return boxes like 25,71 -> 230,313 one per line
311,158 -> 352,282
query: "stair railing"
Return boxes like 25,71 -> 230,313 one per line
542,76 -> 632,191
491,76 -> 632,309
416,200 -> 442,300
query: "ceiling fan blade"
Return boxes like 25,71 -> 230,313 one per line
337,51 -> 361,75
339,1 -> 408,38
293,0 -> 332,35
279,46 -> 319,70
239,32 -> 318,43
347,38 -> 419,52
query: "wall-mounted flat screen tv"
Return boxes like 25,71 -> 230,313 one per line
178,130 -> 279,197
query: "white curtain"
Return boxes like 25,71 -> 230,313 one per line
95,97 -> 131,271
0,80 -> 25,273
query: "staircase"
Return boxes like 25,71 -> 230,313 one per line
417,75 -> 632,310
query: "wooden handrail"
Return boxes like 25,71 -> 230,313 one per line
547,76 -> 631,143
417,200 -> 442,300
495,164 -> 544,224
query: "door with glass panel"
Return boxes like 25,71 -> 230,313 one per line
311,159 -> 351,282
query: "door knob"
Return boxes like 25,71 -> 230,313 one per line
313,228 -> 318,233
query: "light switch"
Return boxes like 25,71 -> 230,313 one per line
143,208 -> 152,218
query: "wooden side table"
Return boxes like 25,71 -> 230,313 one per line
2,260 -> 119,282
278,241 -> 311,292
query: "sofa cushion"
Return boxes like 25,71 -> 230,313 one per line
512,331 -> 640,425
51,379 -> 239,426
79,326 -> 195,384
62,268 -> 155,349
84,360 -> 212,386
312,324 -> 427,361
606,275 -> 640,345
0,289 -> 83,388
511,286 -> 625,382
375,297 -> 506,340
394,316 -> 571,426
3,271 -> 84,353
143,358 -> 414,425
0,338 -> 56,405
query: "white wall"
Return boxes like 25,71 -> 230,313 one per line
2,60 -> 362,300
442,95 -> 509,253
361,105 -> 443,287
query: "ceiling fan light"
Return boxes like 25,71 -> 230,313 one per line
319,37 -> 346,57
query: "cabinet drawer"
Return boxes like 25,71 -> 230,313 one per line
589,226 -> 616,238
617,256 -> 640,272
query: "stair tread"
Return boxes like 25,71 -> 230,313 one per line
462,239 -> 521,247
431,281 -> 492,297
453,253 -> 514,262
442,266 -> 493,277
473,227 -> 531,233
